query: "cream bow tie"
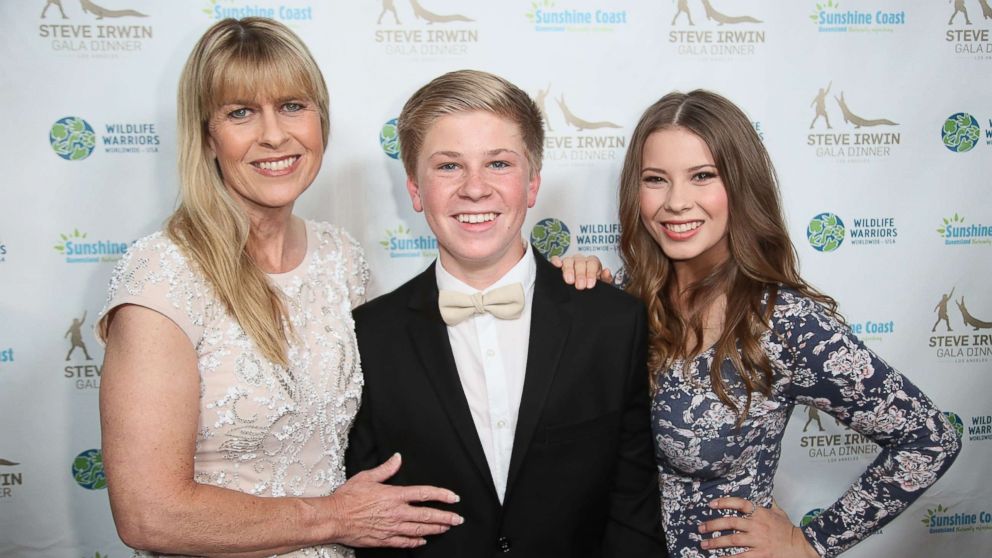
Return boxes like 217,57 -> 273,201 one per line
438,283 -> 525,325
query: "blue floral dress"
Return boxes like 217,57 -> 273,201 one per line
652,288 -> 961,557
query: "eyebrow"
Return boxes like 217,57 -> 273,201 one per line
428,148 -> 521,159
641,163 -> 716,173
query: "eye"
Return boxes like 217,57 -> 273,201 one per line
693,170 -> 718,182
438,162 -> 460,171
282,101 -> 305,112
641,174 -> 667,187
227,107 -> 251,119
488,160 -> 510,170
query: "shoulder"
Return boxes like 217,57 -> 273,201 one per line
534,254 -> 645,318
108,232 -> 198,293
768,286 -> 844,334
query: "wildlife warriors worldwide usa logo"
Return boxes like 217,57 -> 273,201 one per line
379,118 -> 401,160
806,82 -> 900,161
806,213 -> 845,252
374,0 -> 479,58
941,113 -> 982,153
530,218 -> 571,259
668,0 -> 765,58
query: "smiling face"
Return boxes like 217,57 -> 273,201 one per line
206,96 -> 324,216
639,126 -> 729,283
407,110 -> 540,286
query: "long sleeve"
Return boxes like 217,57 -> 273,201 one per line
773,293 -> 961,557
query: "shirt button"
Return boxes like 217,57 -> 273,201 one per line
486,349 -> 495,357
496,420 -> 506,428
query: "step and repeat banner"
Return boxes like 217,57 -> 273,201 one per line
1,1 -> 990,557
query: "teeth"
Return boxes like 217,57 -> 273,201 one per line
456,213 -> 497,224
665,221 -> 702,233
255,156 -> 298,171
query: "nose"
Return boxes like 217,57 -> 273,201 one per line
458,167 -> 492,201
258,107 -> 289,148
663,181 -> 692,213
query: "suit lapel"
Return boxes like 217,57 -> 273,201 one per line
505,251 -> 572,501
406,263 -> 499,502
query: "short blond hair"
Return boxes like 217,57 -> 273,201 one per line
397,69 -> 544,177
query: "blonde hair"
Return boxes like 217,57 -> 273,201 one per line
167,17 -> 329,367
618,90 -> 837,423
397,69 -> 544,177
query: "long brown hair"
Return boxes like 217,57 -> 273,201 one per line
619,90 -> 837,421
167,17 -> 330,367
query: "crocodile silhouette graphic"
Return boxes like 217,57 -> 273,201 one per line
556,95 -> 621,131
957,297 -> 992,330
0,459 -> 19,466
409,0 -> 473,23
834,92 -> 898,128
79,0 -> 147,19
700,0 -> 761,25
41,0 -> 67,19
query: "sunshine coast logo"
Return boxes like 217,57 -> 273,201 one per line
848,317 -> 895,344
945,0 -> 992,59
536,85 -> 626,165
941,113 -> 987,153
49,116 -> 160,160
668,0 -> 765,58
936,213 -> 992,246
203,0 -> 313,22
380,224 -> 437,259
38,0 -> 153,57
64,310 -> 102,390
530,218 -> 571,259
922,503 -> 992,535
54,229 -> 130,264
574,222 -> 621,253
809,0 -> 905,33
929,287 -> 992,363
374,0 -> 479,58
72,449 -> 106,490
0,458 -> 23,500
525,0 -> 629,33
380,118 -> 401,160
806,82 -> 900,161
795,406 -> 880,463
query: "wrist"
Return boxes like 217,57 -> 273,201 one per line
793,526 -> 821,558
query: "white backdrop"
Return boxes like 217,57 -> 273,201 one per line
1,1 -> 990,556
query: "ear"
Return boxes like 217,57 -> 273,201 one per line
526,169 -> 541,209
406,175 -> 424,213
206,132 -> 218,159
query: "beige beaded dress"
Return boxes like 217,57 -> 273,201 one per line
97,220 -> 369,558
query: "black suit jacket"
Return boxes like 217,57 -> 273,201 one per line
346,251 -> 666,557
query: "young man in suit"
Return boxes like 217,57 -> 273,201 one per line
346,70 -> 666,557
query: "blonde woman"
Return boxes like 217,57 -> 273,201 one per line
96,18 -> 464,557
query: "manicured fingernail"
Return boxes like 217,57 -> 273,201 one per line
698,524 -> 707,533
452,493 -> 460,503
701,540 -> 709,549
709,500 -> 718,508
456,515 -> 465,525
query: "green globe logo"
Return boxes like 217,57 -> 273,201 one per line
72,448 -> 106,490
807,212 -> 845,252
50,116 -> 96,161
379,118 -> 401,160
943,411 -> 964,439
800,508 -> 824,527
530,218 -> 571,258
941,112 -> 980,153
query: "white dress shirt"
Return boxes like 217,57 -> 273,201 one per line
435,245 -> 536,503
